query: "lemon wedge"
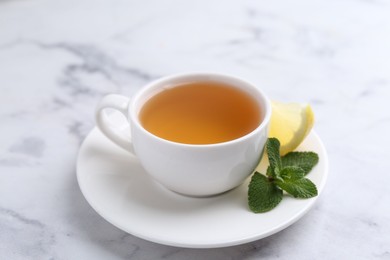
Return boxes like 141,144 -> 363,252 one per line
269,101 -> 315,155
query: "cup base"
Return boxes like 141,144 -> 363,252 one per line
162,183 -> 241,198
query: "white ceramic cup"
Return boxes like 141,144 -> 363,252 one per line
95,73 -> 271,197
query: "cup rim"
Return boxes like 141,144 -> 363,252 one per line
128,72 -> 271,148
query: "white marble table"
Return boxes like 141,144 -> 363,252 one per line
1,0 -> 389,259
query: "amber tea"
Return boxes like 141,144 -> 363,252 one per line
139,81 -> 262,144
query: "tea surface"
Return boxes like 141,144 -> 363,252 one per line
139,81 -> 261,144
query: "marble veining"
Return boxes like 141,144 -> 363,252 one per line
1,0 -> 389,259
9,137 -> 46,158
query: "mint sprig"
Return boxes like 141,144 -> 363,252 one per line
248,138 -> 319,213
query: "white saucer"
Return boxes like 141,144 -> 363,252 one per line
77,123 -> 328,248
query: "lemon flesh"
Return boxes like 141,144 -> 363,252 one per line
269,101 -> 315,155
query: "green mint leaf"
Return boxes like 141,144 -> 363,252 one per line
275,177 -> 318,198
280,166 -> 305,181
266,138 -> 282,176
248,172 -> 283,213
281,152 -> 319,175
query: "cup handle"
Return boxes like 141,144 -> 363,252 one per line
95,94 -> 135,155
